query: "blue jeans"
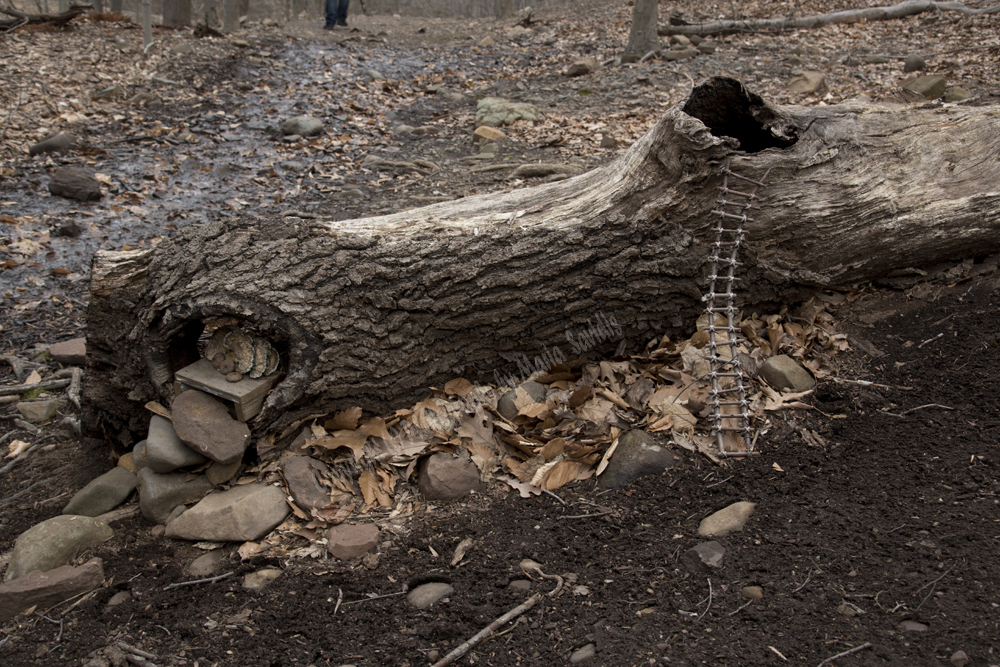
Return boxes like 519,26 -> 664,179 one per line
326,0 -> 348,26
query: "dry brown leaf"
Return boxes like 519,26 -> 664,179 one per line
326,406 -> 362,431
568,384 -> 591,408
450,537 -> 475,567
457,405 -> 499,449
596,388 -> 629,410
238,542 -> 264,560
312,496 -> 355,524
6,439 -> 30,459
499,474 -> 542,498
376,466 -> 396,495
543,459 -> 583,490
24,370 -> 41,385
762,385 -> 815,411
467,441 -> 499,476
539,437 -> 566,461
444,378 -> 475,397
517,401 -> 551,419
411,400 -> 446,430
359,470 -> 391,507
144,401 -> 171,420
360,417 -> 393,441
286,498 -> 310,520
310,430 -> 368,460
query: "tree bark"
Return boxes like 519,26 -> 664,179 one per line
83,77 -> 1000,450
660,0 -> 1000,36
162,0 -> 193,26
624,0 -> 660,59
0,2 -> 92,29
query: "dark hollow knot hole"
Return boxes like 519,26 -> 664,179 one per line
682,77 -> 798,153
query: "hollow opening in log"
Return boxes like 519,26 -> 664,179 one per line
682,77 -> 798,153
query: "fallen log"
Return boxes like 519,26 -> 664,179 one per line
0,3 -> 93,30
659,0 -> 1000,36
83,77 -> 1000,449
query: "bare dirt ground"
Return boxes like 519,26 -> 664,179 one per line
2,1 -> 1000,665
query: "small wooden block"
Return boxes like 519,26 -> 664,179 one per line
174,358 -> 278,422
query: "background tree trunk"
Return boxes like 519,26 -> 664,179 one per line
83,77 -> 1000,450
624,0 -> 660,59
162,0 -> 192,26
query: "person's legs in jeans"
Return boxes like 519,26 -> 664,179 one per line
324,0 -> 338,28
336,0 -> 349,25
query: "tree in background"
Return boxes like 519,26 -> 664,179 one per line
624,0 -> 659,61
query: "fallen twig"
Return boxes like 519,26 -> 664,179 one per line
816,642 -> 873,667
341,590 -> 407,605
13,418 -> 41,435
118,641 -> 158,660
0,378 -> 71,396
0,476 -> 54,505
333,587 -> 343,615
0,355 -> 29,382
162,571 -> 233,590
542,489 -> 566,505
558,509 -> 614,520
901,403 -> 953,416
705,475 -> 733,489
728,599 -> 754,616
431,592 -> 542,667
828,377 -> 912,390
67,368 -> 83,409
917,332 -> 944,349
791,569 -> 814,593
696,578 -> 713,621
914,562 -> 956,611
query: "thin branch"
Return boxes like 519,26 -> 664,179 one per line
341,590 -> 407,605
816,642 -> 873,667
0,378 -> 71,396
432,593 -> 542,667
914,562 -> 956,611
696,578 -> 713,621
162,571 -> 233,590
901,403 -> 953,416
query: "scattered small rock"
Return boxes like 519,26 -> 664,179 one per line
363,69 -> 385,81
225,372 -> 243,382
758,355 -> 815,392
243,568 -> 282,593
508,579 -> 531,593
28,132 -> 76,156
145,414 -> 208,473
49,167 -> 102,201
497,381 -> 546,420
280,115 -> 324,137
106,590 -> 132,607
171,390 -> 251,465
950,650 -> 970,667
5,515 -> 114,582
597,430 -> 674,490
188,549 -> 226,577
565,58 -> 596,77
418,450 -> 483,500
698,501 -> 756,537
599,134 -> 617,149
340,187 -> 366,200
0,558 -> 104,622
899,620 -> 929,632
326,523 -> 380,560
903,54 -> 927,72
164,483 -> 290,542
475,97 -> 540,128
788,70 -> 826,95
62,467 -> 137,517
49,337 -> 86,364
742,586 -> 764,599
862,55 -> 891,64
696,40 -> 717,54
92,85 -> 124,100
478,36 -> 496,48
903,75 -> 948,100
570,643 -> 596,664
669,35 -> 691,47
944,86 -> 970,102
16,399 -> 64,424
205,458 -> 241,485
54,220 -> 82,238
473,125 -> 506,144
407,582 -> 454,609
681,541 -> 726,573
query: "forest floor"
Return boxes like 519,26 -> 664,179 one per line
1,1 -> 1000,666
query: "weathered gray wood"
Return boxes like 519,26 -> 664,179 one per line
83,78 -> 1000,450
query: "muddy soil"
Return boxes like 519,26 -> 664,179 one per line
2,2 -> 1000,666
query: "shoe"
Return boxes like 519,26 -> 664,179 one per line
337,19 -> 347,26
323,24 -> 336,30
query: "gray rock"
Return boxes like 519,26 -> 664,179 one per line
62,467 -> 137,517
944,86 -> 970,102
788,70 -> 826,94
441,91 -> 467,104
407,582 -> 454,609
899,620 -> 929,632
681,541 -> 726,573
697,40 -> 717,54
206,459 -> 241,485
278,160 -> 308,173
29,132 -> 76,156
54,220 -> 82,238
904,54 -> 927,72
950,650 -> 969,667
164,483 -> 290,542
742,585 -> 764,599
394,124 -> 415,135
862,55 -> 891,64
16,399 -> 63,424
283,456 -> 333,511
475,97 -> 540,128
363,69 -> 385,80
497,381 -> 546,420
903,75 -> 947,100
570,643 -> 596,664
136,467 -> 214,525
145,415 -> 207,473
49,167 -> 102,201
0,558 -> 104,622
565,58 -> 596,77
758,355 -> 815,392
164,504 -> 187,526
698,501 -> 756,537
171,390 -> 251,465
326,523 -> 380,560
669,35 -> 691,47
243,568 -> 282,593
418,451 -> 483,500
92,85 -> 124,100
48,337 -> 86,364
280,115 -> 324,137
5,516 -> 113,582
508,579 -> 531,593
340,187 -> 366,200
597,430 -> 674,490
188,549 -> 226,577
